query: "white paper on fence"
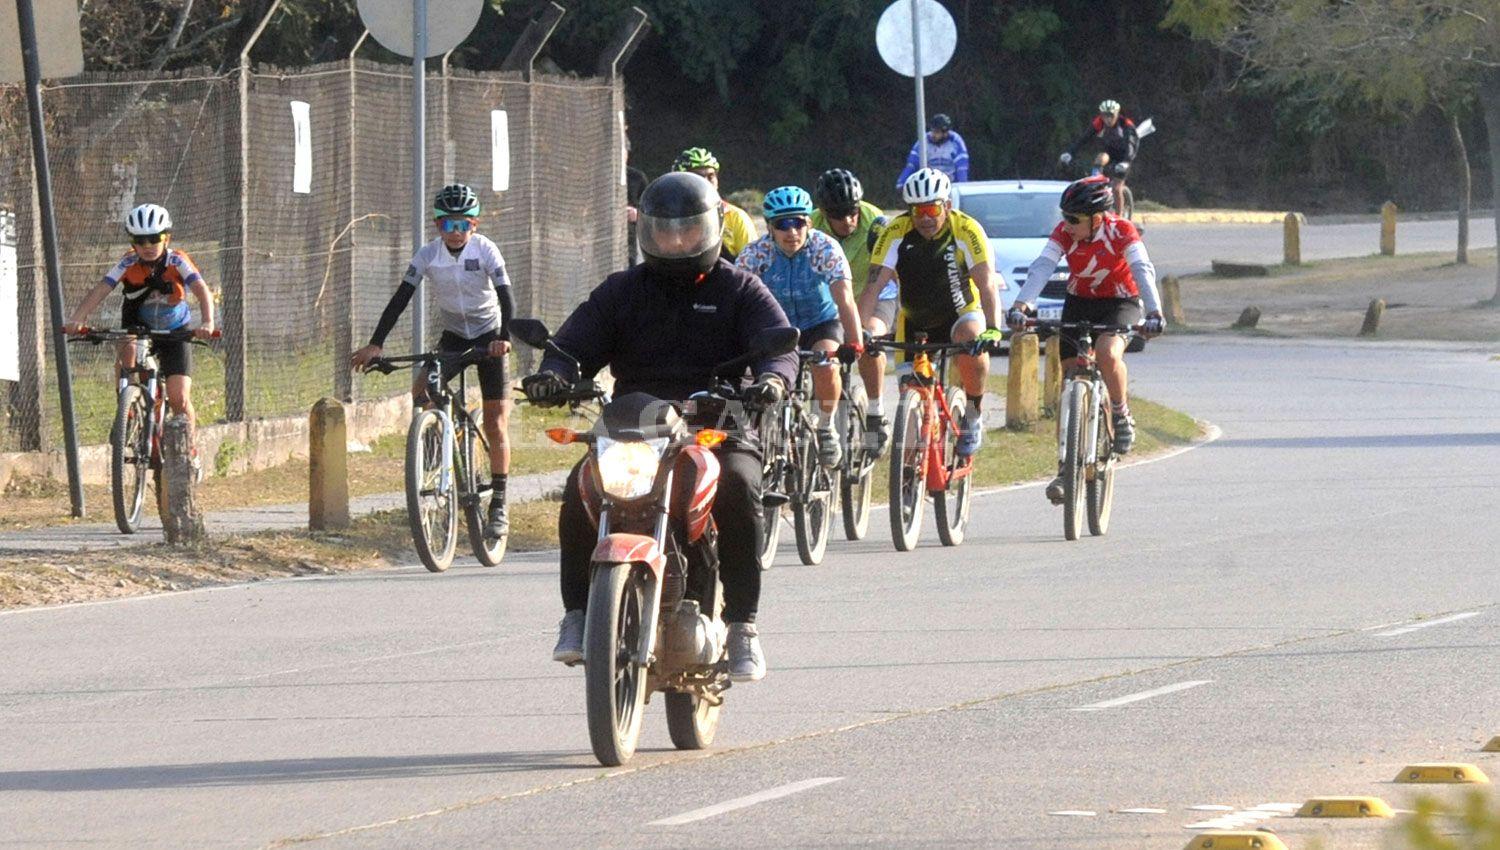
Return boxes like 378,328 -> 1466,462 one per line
1137,117 -> 1156,139
618,110 -> 628,186
492,110 -> 510,192
291,101 -> 312,194
0,225 -> 18,383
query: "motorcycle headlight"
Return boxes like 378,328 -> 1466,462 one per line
596,437 -> 669,501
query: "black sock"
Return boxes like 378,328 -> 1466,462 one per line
491,473 -> 507,500
966,394 -> 984,416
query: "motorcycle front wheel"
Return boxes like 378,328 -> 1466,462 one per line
585,562 -> 649,766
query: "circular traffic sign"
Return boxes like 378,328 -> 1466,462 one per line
357,0 -> 483,58
875,0 -> 957,78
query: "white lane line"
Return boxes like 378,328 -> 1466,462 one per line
1072,679 -> 1212,711
1118,808 -> 1168,815
1187,805 -> 1235,812
648,777 -> 843,826
1374,611 -> 1482,637
1048,810 -> 1097,817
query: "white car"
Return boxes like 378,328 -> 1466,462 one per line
950,179 -> 1070,322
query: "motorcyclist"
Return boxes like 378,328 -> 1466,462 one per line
523,172 -> 797,683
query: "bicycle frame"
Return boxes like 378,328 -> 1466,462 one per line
902,343 -> 973,493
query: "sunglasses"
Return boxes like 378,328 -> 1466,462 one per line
131,234 -> 164,246
1064,213 -> 1092,225
439,218 -> 474,233
827,208 -> 859,220
772,217 -> 809,232
910,202 -> 944,218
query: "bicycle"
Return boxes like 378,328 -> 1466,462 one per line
870,334 -> 980,551
364,348 -> 506,572
68,326 -> 210,534
1025,319 -> 1141,540
836,358 -> 874,541
757,349 -> 838,567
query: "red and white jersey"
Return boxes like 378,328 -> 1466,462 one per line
1050,214 -> 1143,300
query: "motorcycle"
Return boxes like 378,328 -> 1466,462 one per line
511,318 -> 799,766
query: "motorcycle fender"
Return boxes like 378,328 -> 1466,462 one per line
591,533 -> 666,579
678,445 -> 721,543
577,456 -> 602,527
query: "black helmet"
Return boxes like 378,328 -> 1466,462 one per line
1059,175 -> 1114,217
637,172 -> 723,283
814,168 -> 863,213
928,113 -> 952,131
433,183 -> 480,218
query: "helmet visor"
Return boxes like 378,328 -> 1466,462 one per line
638,209 -> 721,260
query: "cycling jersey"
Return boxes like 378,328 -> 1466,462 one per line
721,201 -> 756,258
811,200 -> 896,300
401,234 -> 511,339
1015,214 -> 1161,314
871,209 -> 993,329
1066,115 -> 1139,164
103,248 -> 203,331
735,229 -> 850,333
895,131 -> 971,189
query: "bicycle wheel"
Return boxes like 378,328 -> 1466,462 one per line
1087,387 -> 1116,537
1062,382 -> 1088,542
888,387 -> 926,551
839,390 -> 872,541
460,415 -> 506,567
793,414 -> 831,566
110,384 -> 150,534
756,409 -> 786,571
1122,185 -> 1135,221
933,386 -> 972,547
405,408 -> 458,572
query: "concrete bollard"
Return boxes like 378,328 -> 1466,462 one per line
1381,201 -> 1397,255
159,415 -> 205,545
1006,333 -> 1040,430
309,397 -> 350,530
1043,336 -> 1062,415
1232,306 -> 1261,330
1161,275 -> 1187,326
1359,298 -> 1386,336
1283,212 -> 1305,265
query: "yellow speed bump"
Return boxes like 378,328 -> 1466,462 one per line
1483,736 -> 1500,752
1183,831 -> 1288,850
1296,796 -> 1394,818
1395,763 -> 1491,784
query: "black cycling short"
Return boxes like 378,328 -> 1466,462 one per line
433,329 -> 511,401
1057,295 -> 1141,360
895,308 -> 984,363
1108,161 -> 1131,180
121,302 -> 192,378
798,318 -> 843,348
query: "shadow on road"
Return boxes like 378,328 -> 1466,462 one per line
1210,432 -> 1500,450
0,750 -> 596,792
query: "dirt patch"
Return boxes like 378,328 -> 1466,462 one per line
1176,249 -> 1500,342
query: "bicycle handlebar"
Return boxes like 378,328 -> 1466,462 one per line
67,327 -> 218,345
1022,319 -> 1141,335
363,347 -> 491,375
869,337 -> 991,354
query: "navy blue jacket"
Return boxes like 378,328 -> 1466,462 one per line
540,259 -> 798,401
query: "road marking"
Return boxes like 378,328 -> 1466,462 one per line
1048,810 -> 1097,817
648,777 -> 843,826
1374,611 -> 1481,637
1072,680 -> 1212,711
1187,805 -> 1236,812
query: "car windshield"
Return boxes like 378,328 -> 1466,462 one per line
957,191 -> 1059,238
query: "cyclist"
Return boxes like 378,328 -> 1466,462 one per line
737,185 -> 863,469
672,146 -> 757,258
1007,175 -> 1165,502
811,168 -> 898,453
895,113 -> 970,191
64,203 -> 217,456
350,183 -> 515,539
1059,99 -> 1138,217
858,168 -> 1003,457
523,172 -> 796,682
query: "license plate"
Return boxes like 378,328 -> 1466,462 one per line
1038,306 -> 1063,320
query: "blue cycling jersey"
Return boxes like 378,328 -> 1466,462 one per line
735,230 -> 851,333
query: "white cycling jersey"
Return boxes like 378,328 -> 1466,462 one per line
401,234 -> 511,339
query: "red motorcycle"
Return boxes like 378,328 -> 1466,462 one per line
512,319 -> 798,766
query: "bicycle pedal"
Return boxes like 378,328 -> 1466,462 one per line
762,491 -> 790,508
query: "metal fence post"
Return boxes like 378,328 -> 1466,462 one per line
334,33 -> 368,403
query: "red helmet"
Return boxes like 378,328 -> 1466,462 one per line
1060,175 -> 1114,216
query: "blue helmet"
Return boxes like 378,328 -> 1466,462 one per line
762,185 -> 813,220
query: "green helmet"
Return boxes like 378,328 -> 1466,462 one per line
673,147 -> 720,173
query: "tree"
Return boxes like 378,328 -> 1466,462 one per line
1164,0 -> 1500,301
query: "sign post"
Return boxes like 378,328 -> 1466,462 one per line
876,0 -> 957,175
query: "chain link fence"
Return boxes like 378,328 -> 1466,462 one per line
0,60 -> 625,453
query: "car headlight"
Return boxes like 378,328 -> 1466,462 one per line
1049,269 -> 1069,281
596,437 -> 669,501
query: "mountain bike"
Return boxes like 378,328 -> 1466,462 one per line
837,358 -> 874,540
68,326 -> 210,534
758,349 -> 837,567
870,334 -> 979,551
365,348 -> 506,572
1025,319 -> 1141,540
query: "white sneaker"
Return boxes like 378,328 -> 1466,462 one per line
552,609 -> 585,665
727,622 -> 765,682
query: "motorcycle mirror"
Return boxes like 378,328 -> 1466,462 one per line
510,318 -> 551,349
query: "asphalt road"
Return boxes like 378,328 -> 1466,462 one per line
3,334 -> 1497,848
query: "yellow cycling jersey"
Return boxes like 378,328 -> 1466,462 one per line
721,201 -> 757,258
870,208 -> 993,328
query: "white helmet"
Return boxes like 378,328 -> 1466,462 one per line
124,204 -> 172,236
1098,99 -> 1121,116
901,168 -> 952,205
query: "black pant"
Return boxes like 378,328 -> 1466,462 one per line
558,441 -> 764,623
